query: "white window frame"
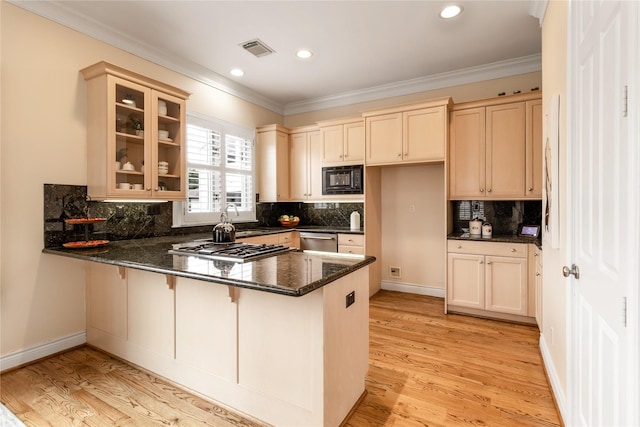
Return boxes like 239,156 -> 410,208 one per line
173,112 -> 256,227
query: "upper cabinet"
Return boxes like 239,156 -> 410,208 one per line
448,93 -> 542,200
362,97 -> 451,166
317,117 -> 365,165
289,126 -> 322,201
81,61 -> 189,201
256,124 -> 290,203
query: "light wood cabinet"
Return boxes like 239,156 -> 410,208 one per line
318,117 -> 365,165
278,231 -> 300,249
447,240 -> 529,317
289,126 -> 322,201
338,233 -> 364,255
526,99 -> 543,198
238,234 -> 280,246
86,264 -> 176,360
81,61 -> 189,201
449,93 -> 542,200
256,124 -> 290,202
237,231 -> 299,249
529,244 -> 542,327
363,98 -> 451,166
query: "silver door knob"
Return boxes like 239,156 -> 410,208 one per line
562,264 -> 580,279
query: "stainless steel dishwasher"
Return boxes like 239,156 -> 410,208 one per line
299,232 -> 338,253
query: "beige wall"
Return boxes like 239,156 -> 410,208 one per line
0,2 -> 281,358
541,0 -> 568,401
380,165 -> 445,290
284,72 -> 542,128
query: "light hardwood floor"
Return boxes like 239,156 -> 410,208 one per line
1,291 -> 561,426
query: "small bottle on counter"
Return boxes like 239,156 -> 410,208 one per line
350,211 -> 361,231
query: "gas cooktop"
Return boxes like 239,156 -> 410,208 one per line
169,240 -> 294,263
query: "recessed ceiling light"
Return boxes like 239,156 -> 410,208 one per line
440,5 -> 462,19
296,49 -> 313,59
230,68 -> 245,77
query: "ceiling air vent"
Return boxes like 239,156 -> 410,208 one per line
240,39 -> 275,58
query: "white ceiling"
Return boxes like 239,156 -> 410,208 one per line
12,1 -> 543,115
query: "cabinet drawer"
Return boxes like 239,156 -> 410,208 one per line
338,234 -> 364,246
447,240 -> 527,258
338,245 -> 364,255
279,233 -> 293,244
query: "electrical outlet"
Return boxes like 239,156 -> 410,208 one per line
115,205 -> 125,219
389,266 -> 401,278
346,291 -> 355,308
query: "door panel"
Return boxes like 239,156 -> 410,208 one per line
570,1 -> 634,425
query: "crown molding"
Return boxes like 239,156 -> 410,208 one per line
9,0 -> 286,114
529,0 -> 548,27
11,0 -> 542,117
283,54 -> 542,115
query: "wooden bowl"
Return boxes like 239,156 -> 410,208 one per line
279,220 -> 299,228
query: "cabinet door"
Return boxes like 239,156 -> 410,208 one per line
484,256 -> 528,315
257,130 -> 289,202
127,269 -> 176,359
289,132 -> 309,201
151,91 -> 186,199
526,99 -> 543,198
110,76 -> 152,198
447,253 -> 485,309
449,108 -> 486,199
343,121 -> 365,163
403,106 -> 446,162
308,131 -> 323,199
365,113 -> 402,165
486,102 -> 526,198
86,263 -> 127,341
321,125 -> 345,164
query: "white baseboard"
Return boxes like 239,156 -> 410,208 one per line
539,333 -> 568,425
380,281 -> 445,298
1,331 -> 86,372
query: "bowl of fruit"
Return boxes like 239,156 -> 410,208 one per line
278,214 -> 300,228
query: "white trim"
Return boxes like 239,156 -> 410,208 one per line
529,0 -> 548,27
0,331 -> 86,372
539,334 -> 568,425
9,1 -> 541,116
380,281 -> 445,298
284,54 -> 542,115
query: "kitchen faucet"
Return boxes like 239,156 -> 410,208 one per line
220,203 -> 239,223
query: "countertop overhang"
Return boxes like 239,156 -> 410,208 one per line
448,232 -> 542,248
43,233 -> 375,297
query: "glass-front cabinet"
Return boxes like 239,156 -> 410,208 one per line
81,62 -> 189,201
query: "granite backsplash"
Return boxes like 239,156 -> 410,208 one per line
451,200 -> 542,235
43,184 -> 363,248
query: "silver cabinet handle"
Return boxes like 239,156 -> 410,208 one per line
487,188 -> 492,192
303,236 -> 335,240
480,188 -> 484,192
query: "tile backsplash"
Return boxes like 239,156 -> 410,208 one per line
451,200 -> 542,234
43,184 -> 363,247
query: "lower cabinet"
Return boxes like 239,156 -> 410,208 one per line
238,231 -> 299,249
529,244 -> 542,327
447,240 -> 530,318
338,233 -> 364,255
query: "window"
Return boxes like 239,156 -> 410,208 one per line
173,112 -> 255,226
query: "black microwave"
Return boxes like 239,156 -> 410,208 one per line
322,165 -> 364,195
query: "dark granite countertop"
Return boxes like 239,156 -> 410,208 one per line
42,233 -> 375,297
448,232 -> 542,248
235,226 -> 364,237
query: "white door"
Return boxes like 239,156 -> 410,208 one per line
569,1 -> 637,425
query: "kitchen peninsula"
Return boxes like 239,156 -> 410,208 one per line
44,234 -> 375,427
